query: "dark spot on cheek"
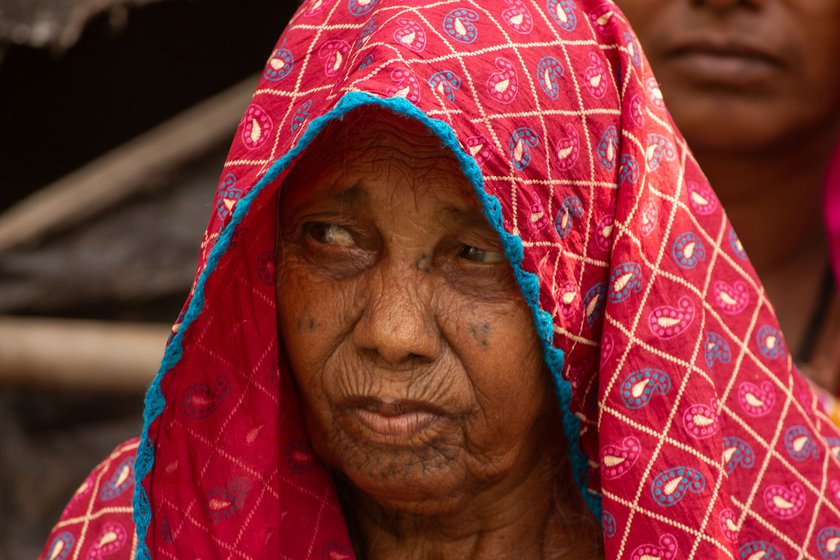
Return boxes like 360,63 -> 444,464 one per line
295,317 -> 319,332
415,254 -> 431,273
468,323 -> 491,349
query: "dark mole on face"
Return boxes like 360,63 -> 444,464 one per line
468,323 -> 491,349
415,254 -> 431,273
295,317 -> 318,332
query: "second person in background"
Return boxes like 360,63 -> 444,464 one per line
617,0 -> 840,390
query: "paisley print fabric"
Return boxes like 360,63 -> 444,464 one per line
40,440 -> 139,560
41,0 -> 840,558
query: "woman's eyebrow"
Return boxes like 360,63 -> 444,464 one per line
441,206 -> 494,232
326,184 -> 367,206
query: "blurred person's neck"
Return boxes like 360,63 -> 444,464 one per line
691,118 -> 840,366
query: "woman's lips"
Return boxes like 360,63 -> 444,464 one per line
353,409 -> 440,438
340,398 -> 445,440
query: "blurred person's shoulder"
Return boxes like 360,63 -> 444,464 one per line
39,438 -> 139,560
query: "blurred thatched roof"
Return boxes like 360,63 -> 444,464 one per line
0,0 -> 164,51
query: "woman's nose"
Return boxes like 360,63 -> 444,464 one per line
352,264 -> 442,368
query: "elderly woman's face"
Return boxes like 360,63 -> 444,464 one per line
616,0 -> 840,151
276,111 -> 553,514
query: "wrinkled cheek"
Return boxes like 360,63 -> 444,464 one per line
278,259 -> 359,348
275,263 -> 362,431
303,404 -> 346,470
438,297 -> 551,475
457,412 -> 538,486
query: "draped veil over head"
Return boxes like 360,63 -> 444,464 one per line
41,1 -> 840,559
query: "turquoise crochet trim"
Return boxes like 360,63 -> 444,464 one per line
132,91 -> 601,558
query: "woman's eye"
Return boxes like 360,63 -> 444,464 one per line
297,221 -> 374,277
305,222 -> 356,247
458,245 -> 506,264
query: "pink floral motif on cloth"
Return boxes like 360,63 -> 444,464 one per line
41,1 -> 840,558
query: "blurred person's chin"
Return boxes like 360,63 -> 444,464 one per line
658,77 -> 823,155
616,0 -> 840,156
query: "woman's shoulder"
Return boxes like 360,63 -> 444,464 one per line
39,437 -> 139,560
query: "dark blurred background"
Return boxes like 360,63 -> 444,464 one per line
0,1 -> 299,556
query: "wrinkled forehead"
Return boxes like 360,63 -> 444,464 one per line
281,106 -> 479,209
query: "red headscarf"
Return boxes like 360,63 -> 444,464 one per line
42,1 -> 840,558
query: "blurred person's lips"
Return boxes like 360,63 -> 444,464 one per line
663,35 -> 785,87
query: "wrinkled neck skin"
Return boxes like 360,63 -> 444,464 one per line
336,408 -> 602,560
692,117 -> 840,356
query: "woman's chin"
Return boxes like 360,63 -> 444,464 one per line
349,472 -> 465,515
330,443 -> 470,515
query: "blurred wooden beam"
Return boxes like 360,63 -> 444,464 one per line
0,316 -> 169,391
0,74 -> 258,252
0,0 -> 165,51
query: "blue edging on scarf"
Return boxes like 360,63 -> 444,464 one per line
132,91 -> 602,558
